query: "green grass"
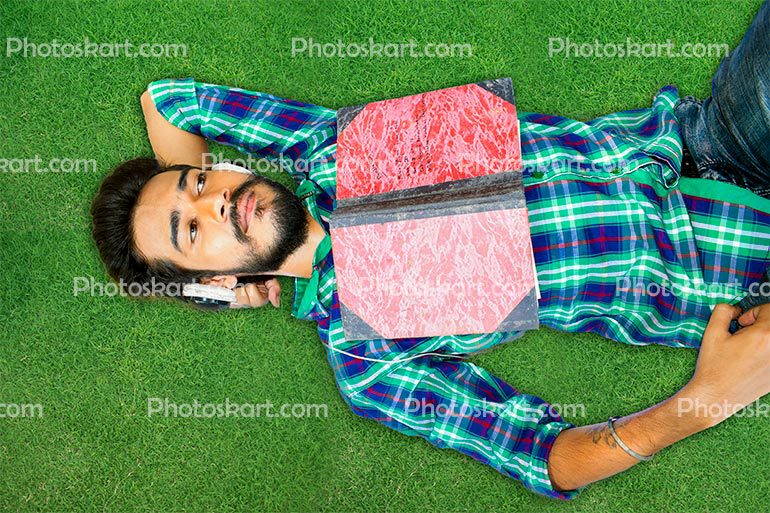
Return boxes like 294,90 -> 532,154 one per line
1,0 -> 768,511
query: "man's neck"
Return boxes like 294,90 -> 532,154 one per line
272,210 -> 327,279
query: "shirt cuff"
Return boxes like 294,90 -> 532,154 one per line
146,77 -> 201,134
527,419 -> 586,500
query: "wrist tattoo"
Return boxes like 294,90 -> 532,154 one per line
589,424 -> 618,449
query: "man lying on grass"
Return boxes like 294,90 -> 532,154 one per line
90,2 -> 770,499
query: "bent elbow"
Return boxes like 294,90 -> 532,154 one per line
140,90 -> 154,116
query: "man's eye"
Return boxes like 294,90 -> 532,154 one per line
190,220 -> 198,244
196,173 -> 206,194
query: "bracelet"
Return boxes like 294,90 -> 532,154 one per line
607,416 -> 655,462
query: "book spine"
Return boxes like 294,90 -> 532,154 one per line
331,171 -> 526,228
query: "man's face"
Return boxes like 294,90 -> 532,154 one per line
132,168 -> 309,275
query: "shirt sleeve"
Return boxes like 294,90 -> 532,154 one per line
343,354 -> 583,500
146,77 -> 337,185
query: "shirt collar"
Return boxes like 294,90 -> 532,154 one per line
291,233 -> 332,321
290,177 -> 333,321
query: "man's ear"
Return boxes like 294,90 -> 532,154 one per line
199,275 -> 238,289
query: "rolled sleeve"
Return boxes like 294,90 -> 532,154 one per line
147,78 -> 203,134
344,356 -> 584,499
145,77 -> 337,184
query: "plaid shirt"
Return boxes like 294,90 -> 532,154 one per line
148,78 -> 770,500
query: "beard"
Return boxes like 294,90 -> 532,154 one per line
227,176 -> 310,274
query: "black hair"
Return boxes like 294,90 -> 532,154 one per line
90,158 -> 209,296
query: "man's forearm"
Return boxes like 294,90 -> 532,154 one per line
547,385 -> 713,492
548,301 -> 770,493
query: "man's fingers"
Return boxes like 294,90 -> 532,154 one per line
740,302 -> 770,329
705,303 -> 741,338
234,283 -> 269,308
266,278 -> 281,308
738,307 -> 759,327
229,279 -> 281,309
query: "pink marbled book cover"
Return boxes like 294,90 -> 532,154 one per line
331,79 -> 539,340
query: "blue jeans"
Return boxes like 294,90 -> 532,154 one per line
675,0 -> 770,197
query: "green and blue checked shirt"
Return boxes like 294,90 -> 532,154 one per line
148,78 -> 770,499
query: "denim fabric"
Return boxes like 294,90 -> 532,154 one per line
675,0 -> 770,198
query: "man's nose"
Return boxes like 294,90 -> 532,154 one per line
200,188 -> 230,223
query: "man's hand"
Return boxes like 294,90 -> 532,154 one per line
549,301 -> 770,492
680,302 -> 770,426
232,278 -> 282,309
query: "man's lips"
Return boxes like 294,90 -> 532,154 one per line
238,191 -> 256,234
